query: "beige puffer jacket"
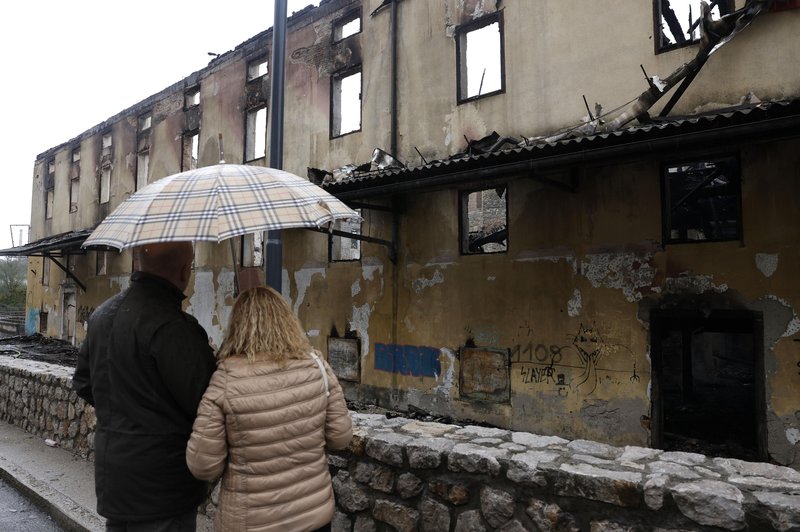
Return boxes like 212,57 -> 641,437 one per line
186,354 -> 353,532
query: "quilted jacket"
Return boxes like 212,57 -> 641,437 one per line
186,354 -> 353,532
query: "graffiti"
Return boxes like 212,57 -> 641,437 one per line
572,324 -> 603,394
519,364 -> 555,384
630,362 -> 640,383
511,322 -> 640,395
511,342 -> 565,364
76,306 -> 95,323
374,343 -> 441,378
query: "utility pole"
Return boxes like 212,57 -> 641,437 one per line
266,0 -> 287,292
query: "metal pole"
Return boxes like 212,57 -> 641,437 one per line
266,0 -> 287,292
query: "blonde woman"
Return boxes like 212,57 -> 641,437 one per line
186,286 -> 353,532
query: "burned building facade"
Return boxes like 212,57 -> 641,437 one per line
10,0 -> 800,467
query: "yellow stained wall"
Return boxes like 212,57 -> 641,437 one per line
24,0 -> 800,465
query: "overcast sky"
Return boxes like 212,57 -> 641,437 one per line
0,0 -> 319,250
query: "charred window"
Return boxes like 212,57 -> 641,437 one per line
456,12 -> 504,103
333,9 -> 361,42
96,251 -> 107,276
460,186 -> 508,255
329,209 -> 362,262
240,232 -> 264,268
654,0 -> 734,53
45,159 -> 55,220
331,67 -> 361,138
136,150 -> 150,190
182,130 -> 199,171
247,57 -> 269,81
69,149 -> 80,213
99,132 -> 112,204
662,156 -> 741,244
185,87 -> 200,109
245,106 -> 267,161
136,113 -> 151,191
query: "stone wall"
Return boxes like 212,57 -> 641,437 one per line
325,414 -> 800,532
0,358 -> 798,531
0,356 -> 94,459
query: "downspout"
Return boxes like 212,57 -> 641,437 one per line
266,0 -> 287,292
390,0 -> 400,348
390,0 -> 398,156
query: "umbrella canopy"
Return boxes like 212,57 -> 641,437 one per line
83,164 -> 361,250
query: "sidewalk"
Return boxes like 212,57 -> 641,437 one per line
0,421 -> 211,532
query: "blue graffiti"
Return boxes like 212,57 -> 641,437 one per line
374,343 -> 441,377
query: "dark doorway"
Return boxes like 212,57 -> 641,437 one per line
650,309 -> 765,461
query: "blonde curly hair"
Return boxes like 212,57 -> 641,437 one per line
217,286 -> 313,363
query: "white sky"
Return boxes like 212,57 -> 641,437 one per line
0,0 -> 319,250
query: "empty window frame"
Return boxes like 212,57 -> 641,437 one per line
456,12 -> 505,103
42,257 -> 50,286
185,87 -> 200,109
96,251 -> 107,276
245,106 -> 267,161
333,9 -> 361,42
101,132 -> 113,156
69,149 -> 80,213
182,131 -> 200,171
662,155 -> 742,244
240,232 -> 265,267
247,57 -> 269,81
331,68 -> 362,138
460,185 -> 508,255
138,112 -> 152,132
136,150 -> 149,190
45,159 -> 55,220
99,165 -> 111,204
654,0 -> 734,53
329,209 -> 362,262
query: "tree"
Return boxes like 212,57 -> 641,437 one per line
0,257 -> 27,308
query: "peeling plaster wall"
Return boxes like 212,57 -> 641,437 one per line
22,0 -> 800,465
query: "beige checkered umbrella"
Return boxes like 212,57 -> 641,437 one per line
83,164 -> 360,250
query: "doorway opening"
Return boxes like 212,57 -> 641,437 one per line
650,309 -> 765,461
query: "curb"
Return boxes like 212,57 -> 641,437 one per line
0,455 -> 103,532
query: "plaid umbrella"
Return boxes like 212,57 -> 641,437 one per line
83,164 -> 361,250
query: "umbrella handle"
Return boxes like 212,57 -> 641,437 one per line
229,239 -> 240,297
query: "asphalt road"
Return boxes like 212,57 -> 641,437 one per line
0,478 -> 67,531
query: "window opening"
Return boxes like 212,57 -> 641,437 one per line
45,159 -> 55,220
240,232 -> 264,267
182,131 -> 199,171
334,11 -> 361,41
655,0 -> 734,52
96,251 -> 107,276
662,156 -> 741,244
136,150 -> 149,190
331,69 -> 361,137
39,311 -> 48,333
651,311 -> 763,461
42,257 -> 50,286
185,87 -> 200,108
329,209 -> 362,261
138,113 -> 152,132
70,149 -> 80,213
247,58 -> 269,81
460,186 -> 508,254
245,107 -> 267,161
456,14 -> 504,102
100,166 -> 111,204
102,133 -> 113,155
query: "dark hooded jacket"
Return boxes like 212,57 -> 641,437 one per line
73,272 -> 216,521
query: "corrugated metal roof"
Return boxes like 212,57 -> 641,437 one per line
324,99 -> 800,195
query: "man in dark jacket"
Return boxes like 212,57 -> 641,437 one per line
73,242 -> 216,531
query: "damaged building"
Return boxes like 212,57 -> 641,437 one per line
5,0 -> 800,468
